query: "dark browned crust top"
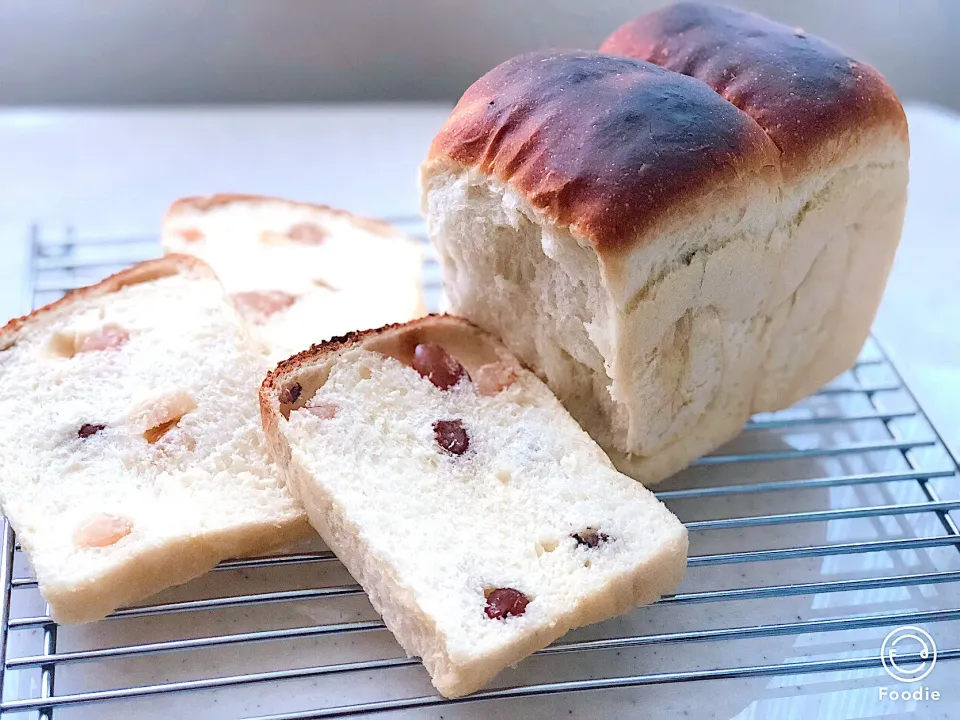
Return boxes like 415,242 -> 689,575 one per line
425,50 -> 779,250
0,255 -> 214,345
165,193 -> 405,239
600,3 -> 907,172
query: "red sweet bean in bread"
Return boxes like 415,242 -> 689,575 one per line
412,343 -> 469,390
78,423 -> 106,439
484,588 -> 530,619
433,419 -> 469,455
279,383 -> 302,405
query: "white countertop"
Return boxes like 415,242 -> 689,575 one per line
1,101 -> 958,454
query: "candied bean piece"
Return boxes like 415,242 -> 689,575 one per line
434,419 -> 469,455
178,227 -> 205,242
128,392 -> 196,444
413,343 -> 468,390
74,514 -> 132,548
77,325 -> 130,353
305,402 -> 338,419
286,223 -> 328,245
484,588 -> 530,619
231,291 -> 296,322
144,417 -> 181,444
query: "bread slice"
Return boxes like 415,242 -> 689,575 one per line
0,256 -> 310,624
162,194 -> 426,363
260,315 -> 688,698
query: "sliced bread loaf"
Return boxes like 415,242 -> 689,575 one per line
162,194 -> 426,362
0,256 -> 310,624
422,43 -> 906,485
260,315 -> 688,698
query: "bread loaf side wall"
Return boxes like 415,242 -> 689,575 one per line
754,136 -> 909,410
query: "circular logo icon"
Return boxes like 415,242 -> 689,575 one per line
881,626 -> 938,683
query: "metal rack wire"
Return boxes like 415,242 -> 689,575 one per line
1,222 -> 958,719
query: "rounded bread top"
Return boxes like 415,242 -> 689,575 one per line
425,50 -> 779,251
600,2 -> 907,173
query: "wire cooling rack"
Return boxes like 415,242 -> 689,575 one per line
1,221 -> 958,719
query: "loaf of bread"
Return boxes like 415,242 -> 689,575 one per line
0,256 -> 310,624
420,4 -> 908,484
260,315 -> 688,698
162,194 -> 425,362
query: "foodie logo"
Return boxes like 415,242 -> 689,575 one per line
881,626 -> 937,683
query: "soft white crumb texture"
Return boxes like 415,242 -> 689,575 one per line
278,348 -> 687,695
163,199 -> 425,362
0,271 -> 306,622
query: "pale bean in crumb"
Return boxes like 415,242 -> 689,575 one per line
475,361 -> 518,396
231,291 -> 296,322
74,514 -> 132,548
286,222 -> 328,245
77,324 -> 130,353
305,402 -> 338,420
177,227 -> 204,242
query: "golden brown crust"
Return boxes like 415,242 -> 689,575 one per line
262,314 -> 485,389
165,193 -> 405,239
600,3 -> 907,173
424,51 -> 779,251
0,255 -> 214,344
261,318 -> 426,400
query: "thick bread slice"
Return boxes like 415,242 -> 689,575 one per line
162,194 -> 426,363
0,256 -> 310,624
260,315 -> 688,698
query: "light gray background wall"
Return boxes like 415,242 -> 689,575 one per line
1,0 -> 958,110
